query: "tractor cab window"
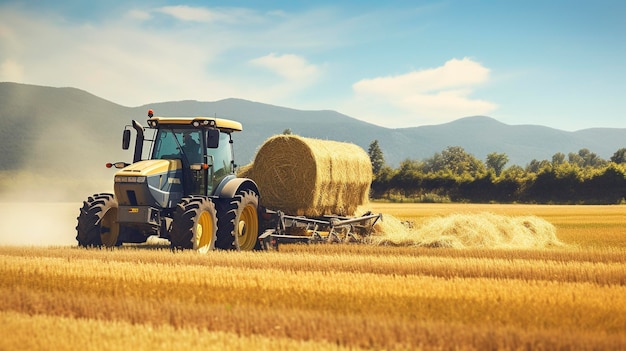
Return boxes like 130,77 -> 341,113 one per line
152,129 -> 203,164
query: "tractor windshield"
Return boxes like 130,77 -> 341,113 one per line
152,129 -> 203,164
152,128 -> 234,195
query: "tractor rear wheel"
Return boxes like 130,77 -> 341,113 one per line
169,196 -> 217,253
216,189 -> 260,251
76,193 -> 120,247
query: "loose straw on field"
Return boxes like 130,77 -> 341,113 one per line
369,212 -> 563,249
240,135 -> 372,216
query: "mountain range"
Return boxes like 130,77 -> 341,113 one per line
1,82 -> 625,176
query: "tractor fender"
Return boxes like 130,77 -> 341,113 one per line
214,176 -> 260,199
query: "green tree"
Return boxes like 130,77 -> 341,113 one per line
501,165 -> 526,180
526,159 -> 552,173
370,165 -> 396,198
485,152 -> 509,177
583,164 -> 626,203
498,165 -> 526,202
422,152 -> 444,173
610,148 -> 626,164
552,152 -> 566,166
568,152 -> 584,166
368,140 -> 385,176
436,146 -> 485,176
570,148 -> 606,168
391,159 -> 423,196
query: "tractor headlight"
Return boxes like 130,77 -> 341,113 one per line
115,176 -> 146,183
127,176 -> 146,183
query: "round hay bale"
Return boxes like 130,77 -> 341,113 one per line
244,135 -> 372,216
236,163 -> 253,179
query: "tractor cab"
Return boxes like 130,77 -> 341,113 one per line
148,122 -> 232,195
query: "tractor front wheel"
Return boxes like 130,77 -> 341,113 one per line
76,193 -> 120,247
170,196 -> 218,253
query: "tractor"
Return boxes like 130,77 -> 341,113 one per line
76,110 -> 261,251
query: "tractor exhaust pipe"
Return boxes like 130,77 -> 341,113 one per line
131,120 -> 144,163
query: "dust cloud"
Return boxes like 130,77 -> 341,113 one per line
0,202 -> 80,246
0,119 -> 132,246
0,170 -> 113,247
0,169 -> 115,246
0,92 -> 140,246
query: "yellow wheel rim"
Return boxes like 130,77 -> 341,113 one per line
237,204 -> 258,250
100,208 -> 119,247
196,211 -> 214,253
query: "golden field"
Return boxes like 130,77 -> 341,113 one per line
0,203 -> 625,350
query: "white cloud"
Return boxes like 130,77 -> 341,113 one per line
250,53 -> 320,81
398,89 -> 496,114
345,58 -> 497,127
0,5 -> 238,105
153,6 -> 261,25
354,57 -> 490,95
0,4 -> 337,106
243,53 -> 323,101
155,5 -> 215,23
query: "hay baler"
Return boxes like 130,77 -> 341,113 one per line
76,111 -> 381,251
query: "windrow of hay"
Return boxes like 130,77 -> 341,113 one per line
240,135 -> 372,216
369,212 -> 563,249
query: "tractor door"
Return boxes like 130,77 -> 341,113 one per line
207,131 -> 235,193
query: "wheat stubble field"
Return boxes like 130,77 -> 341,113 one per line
0,203 -> 625,350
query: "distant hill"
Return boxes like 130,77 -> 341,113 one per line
131,100 -> 626,169
395,116 -> 624,167
2,82 -> 626,177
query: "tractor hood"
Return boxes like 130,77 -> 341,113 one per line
116,159 -> 182,177
114,159 -> 184,209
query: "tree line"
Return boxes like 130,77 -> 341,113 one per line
367,140 -> 626,204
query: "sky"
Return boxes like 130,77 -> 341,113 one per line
0,0 -> 624,131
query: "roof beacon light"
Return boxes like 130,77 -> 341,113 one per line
148,109 -> 154,117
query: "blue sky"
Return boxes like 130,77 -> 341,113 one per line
0,0 -> 624,131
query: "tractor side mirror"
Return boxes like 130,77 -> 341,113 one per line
122,129 -> 131,150
207,129 -> 220,149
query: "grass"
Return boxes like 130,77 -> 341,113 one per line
0,203 -> 625,350
0,310 -> 357,351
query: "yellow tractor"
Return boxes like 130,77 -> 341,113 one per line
76,110 -> 260,251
